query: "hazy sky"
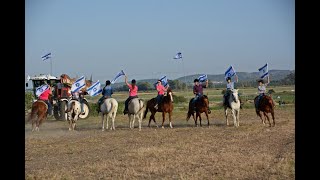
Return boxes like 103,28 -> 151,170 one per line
25,0 -> 295,83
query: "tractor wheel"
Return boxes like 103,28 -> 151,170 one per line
79,101 -> 90,119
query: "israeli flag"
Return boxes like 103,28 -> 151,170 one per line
173,52 -> 182,60
87,80 -> 102,96
258,63 -> 269,78
198,74 -> 208,82
111,70 -> 125,84
71,76 -> 86,93
41,53 -> 51,61
36,84 -> 49,97
160,75 -> 168,87
225,65 -> 236,79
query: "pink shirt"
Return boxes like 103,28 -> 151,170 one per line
156,84 -> 166,95
127,84 -> 138,96
39,89 -> 51,100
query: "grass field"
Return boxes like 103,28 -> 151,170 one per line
25,86 -> 295,179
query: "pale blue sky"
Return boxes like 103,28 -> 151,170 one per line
25,0 -> 295,83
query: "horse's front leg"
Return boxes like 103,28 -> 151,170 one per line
205,111 -> 210,126
106,114 -> 109,130
263,112 -> 271,127
231,109 -> 237,128
224,107 -> 229,126
101,114 -> 105,131
236,110 -> 240,127
151,113 -> 159,128
169,111 -> 173,128
162,112 -> 166,128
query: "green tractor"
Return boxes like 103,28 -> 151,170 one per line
26,74 -> 90,120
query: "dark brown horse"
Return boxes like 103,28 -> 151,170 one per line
186,95 -> 211,127
143,88 -> 174,128
254,95 -> 275,127
27,100 -> 48,131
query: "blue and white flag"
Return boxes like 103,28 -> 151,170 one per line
173,52 -> 182,60
36,84 -> 49,97
111,70 -> 125,84
160,75 -> 168,87
41,53 -> 51,61
225,65 -> 236,79
71,76 -> 86,93
87,80 -> 102,96
258,63 -> 269,78
198,74 -> 208,82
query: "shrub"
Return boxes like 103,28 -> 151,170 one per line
172,95 -> 187,103
25,92 -> 34,111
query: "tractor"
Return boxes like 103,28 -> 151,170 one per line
26,74 -> 90,120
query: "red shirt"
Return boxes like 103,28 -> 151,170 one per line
127,84 -> 138,96
156,84 -> 166,95
39,89 -> 51,100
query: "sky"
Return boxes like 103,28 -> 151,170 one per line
25,0 -> 295,83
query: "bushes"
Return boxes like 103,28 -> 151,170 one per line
25,92 -> 34,111
172,95 -> 187,103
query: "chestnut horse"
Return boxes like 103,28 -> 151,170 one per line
254,95 -> 275,127
143,88 -> 174,128
27,100 -> 48,132
186,95 -> 211,127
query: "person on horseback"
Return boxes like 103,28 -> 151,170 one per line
38,85 -> 53,116
96,80 -> 113,113
192,78 -> 209,111
154,79 -> 169,110
223,75 -> 238,106
123,75 -> 139,115
255,76 -> 270,109
70,90 -> 86,115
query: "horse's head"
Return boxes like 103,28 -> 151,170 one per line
167,87 -> 173,102
231,89 -> 239,103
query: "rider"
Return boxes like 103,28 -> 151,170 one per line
255,76 -> 270,109
123,75 -> 138,115
71,90 -> 86,115
154,79 -> 169,110
223,75 -> 238,106
192,78 -> 209,111
96,80 -> 113,113
38,85 -> 53,116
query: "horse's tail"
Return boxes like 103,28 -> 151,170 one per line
143,100 -> 149,119
137,100 -> 145,115
110,99 -> 118,114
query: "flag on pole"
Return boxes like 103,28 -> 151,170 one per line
71,76 -> 86,93
198,74 -> 208,82
87,80 -> 102,96
225,65 -> 236,79
258,63 -> 269,78
42,53 -> 51,61
173,52 -> 182,60
36,84 -> 49,97
154,75 -> 169,87
111,70 -> 125,84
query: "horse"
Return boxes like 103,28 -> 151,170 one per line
223,89 -> 241,127
254,95 -> 275,127
27,100 -> 48,131
186,95 -> 211,127
66,100 -> 82,131
143,88 -> 174,128
127,98 -> 145,131
100,98 -> 118,131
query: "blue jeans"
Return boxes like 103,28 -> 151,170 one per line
192,94 -> 203,104
44,100 -> 52,115
255,94 -> 264,109
156,95 -> 164,105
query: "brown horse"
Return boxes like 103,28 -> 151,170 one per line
254,95 -> 275,127
143,88 -> 174,128
186,95 -> 211,127
27,100 -> 48,131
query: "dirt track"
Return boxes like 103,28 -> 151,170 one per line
25,106 -> 295,179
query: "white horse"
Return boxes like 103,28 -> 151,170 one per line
128,98 -> 145,131
66,100 -> 81,131
223,89 -> 241,127
100,98 -> 118,131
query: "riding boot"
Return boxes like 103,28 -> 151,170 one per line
154,103 -> 158,110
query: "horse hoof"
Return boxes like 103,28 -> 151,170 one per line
162,126 -> 164,129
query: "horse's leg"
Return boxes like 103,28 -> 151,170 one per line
128,114 -> 132,129
195,112 -> 198,127
224,107 -> 229,126
231,109 -> 237,127
132,114 -> 136,129
169,111 -> 173,129
101,114 -> 105,131
205,110 -> 209,126
112,112 -> 116,130
271,109 -> 275,127
138,113 -> 142,131
106,113 -> 110,130
152,113 -> 159,128
162,112 -> 166,129
72,120 -> 76,131
263,112 -> 271,127
236,109 -> 240,127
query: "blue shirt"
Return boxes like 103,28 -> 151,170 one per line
102,86 -> 113,97
226,82 -> 234,90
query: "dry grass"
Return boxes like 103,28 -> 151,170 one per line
25,106 -> 295,179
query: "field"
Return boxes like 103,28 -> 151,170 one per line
25,86 -> 295,179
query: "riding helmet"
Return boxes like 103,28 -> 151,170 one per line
226,77 -> 231,81
105,80 -> 111,85
131,79 -> 136,84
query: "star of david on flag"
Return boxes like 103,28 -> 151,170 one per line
87,80 -> 102,96
71,76 -> 86,93
225,65 -> 236,79
258,63 -> 269,79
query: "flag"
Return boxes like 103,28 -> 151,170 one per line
36,84 -> 49,97
111,70 -> 125,84
198,74 -> 208,82
258,63 -> 269,78
225,65 -> 236,79
160,75 -> 168,87
173,52 -> 182,60
71,76 -> 86,93
42,53 -> 51,61
87,80 -> 102,96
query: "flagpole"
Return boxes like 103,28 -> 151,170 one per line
50,57 -> 52,75
182,57 -> 187,90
